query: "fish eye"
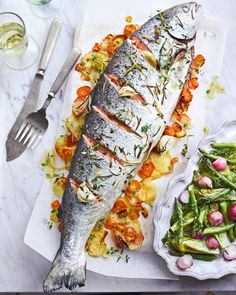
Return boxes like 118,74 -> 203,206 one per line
182,5 -> 189,13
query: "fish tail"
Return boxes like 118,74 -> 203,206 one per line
43,249 -> 86,292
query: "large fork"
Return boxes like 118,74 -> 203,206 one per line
15,43 -> 81,149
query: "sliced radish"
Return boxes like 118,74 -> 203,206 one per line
176,254 -> 193,270
179,190 -> 190,204
198,176 -> 212,188
223,244 -> 236,261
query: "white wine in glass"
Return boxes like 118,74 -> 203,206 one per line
0,12 -> 39,69
0,22 -> 28,56
26,0 -> 61,19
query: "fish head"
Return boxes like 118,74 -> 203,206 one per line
165,2 -> 203,40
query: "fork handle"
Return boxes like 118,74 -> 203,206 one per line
41,47 -> 81,111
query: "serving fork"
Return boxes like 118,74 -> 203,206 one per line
15,26 -> 81,149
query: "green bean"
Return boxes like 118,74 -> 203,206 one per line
220,202 -> 235,241
190,253 -> 217,261
204,158 -> 236,190
198,148 -> 236,164
211,143 -> 236,149
197,204 -> 207,231
188,185 -> 199,234
170,205 -> 191,226
196,188 -> 232,203
203,224 -> 235,235
215,232 -> 230,249
176,200 -> 184,245
170,211 -> 194,232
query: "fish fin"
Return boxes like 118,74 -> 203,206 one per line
43,250 -> 86,292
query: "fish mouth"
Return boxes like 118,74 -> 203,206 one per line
190,2 -> 203,22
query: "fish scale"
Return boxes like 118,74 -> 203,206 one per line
84,108 -> 148,164
69,135 -> 135,196
91,74 -> 164,137
43,2 -> 202,292
105,41 -> 162,107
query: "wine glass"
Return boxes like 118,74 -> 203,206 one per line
26,0 -> 61,19
0,12 -> 39,69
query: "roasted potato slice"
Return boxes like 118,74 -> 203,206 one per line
55,135 -> 77,164
65,114 -> 85,140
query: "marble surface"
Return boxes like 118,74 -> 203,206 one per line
0,0 -> 236,292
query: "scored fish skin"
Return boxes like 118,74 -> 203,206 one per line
91,74 -> 163,138
43,2 -> 202,292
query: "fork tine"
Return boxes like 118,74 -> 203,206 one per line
23,126 -> 36,145
15,121 -> 27,140
27,130 -> 39,148
31,132 -> 43,149
18,123 -> 31,143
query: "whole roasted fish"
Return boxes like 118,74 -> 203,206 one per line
44,2 -> 202,292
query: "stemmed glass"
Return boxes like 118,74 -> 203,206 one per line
26,0 -> 61,19
0,12 -> 39,69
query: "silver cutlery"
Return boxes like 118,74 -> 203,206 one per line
14,28 -> 82,149
6,17 -> 62,161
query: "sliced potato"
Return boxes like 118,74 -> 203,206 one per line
123,221 -> 144,250
72,97 -> 89,117
86,222 -> 108,257
53,176 -> 67,198
78,51 -> 110,84
135,180 -> 157,205
55,135 -> 77,164
65,114 -> 85,140
146,150 -> 176,179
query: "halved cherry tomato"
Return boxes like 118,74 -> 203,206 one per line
192,54 -> 205,68
188,77 -> 199,89
138,161 -> 155,179
51,200 -> 60,210
76,86 -> 91,99
163,126 -> 176,137
126,180 -> 142,194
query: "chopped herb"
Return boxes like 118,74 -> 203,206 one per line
125,254 -> 130,263
43,218 -> 54,230
181,143 -> 188,157
141,123 -> 152,133
159,11 -> 172,30
178,79 -> 184,89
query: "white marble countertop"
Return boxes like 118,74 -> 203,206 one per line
1,0 -> 236,292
